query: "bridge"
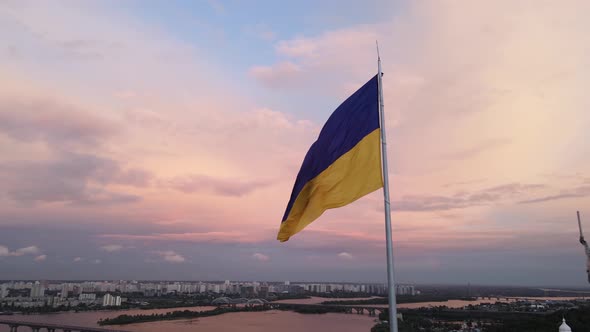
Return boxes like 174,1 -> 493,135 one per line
480,296 -> 568,302
0,319 -> 131,332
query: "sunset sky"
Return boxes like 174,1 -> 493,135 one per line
1,0 -> 589,287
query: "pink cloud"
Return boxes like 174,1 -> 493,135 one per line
0,245 -> 42,257
13,246 -> 41,256
0,151 -> 144,205
166,175 -> 271,197
34,254 -> 47,262
0,98 -> 118,148
302,229 -> 384,243
275,39 -> 317,57
154,250 -> 186,263
520,185 -> 590,204
249,62 -> 303,89
252,253 -> 270,262
337,252 -> 353,260
98,231 -> 266,244
100,244 -> 124,252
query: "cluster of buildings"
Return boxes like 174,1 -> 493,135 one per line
395,284 -> 417,295
0,281 -> 123,309
0,280 -> 418,309
294,283 -> 417,295
115,280 -> 411,298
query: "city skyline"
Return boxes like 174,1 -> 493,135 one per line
0,279 -> 411,309
1,0 -> 590,287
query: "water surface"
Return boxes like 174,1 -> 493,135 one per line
2,296 -> 585,331
0,304 -> 374,332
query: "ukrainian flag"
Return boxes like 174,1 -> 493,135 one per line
278,75 -> 383,242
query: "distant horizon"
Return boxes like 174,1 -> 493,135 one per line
1,279 -> 589,291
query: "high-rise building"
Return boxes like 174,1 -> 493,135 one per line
240,286 -> 255,298
103,294 -> 113,306
102,293 -> 122,306
60,284 -> 69,299
395,285 -> 416,296
30,281 -> 45,298
0,284 -> 8,298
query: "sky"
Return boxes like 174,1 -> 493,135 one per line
1,0 -> 589,287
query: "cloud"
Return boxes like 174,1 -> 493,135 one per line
73,257 -> 83,262
443,178 -> 488,188
115,168 -> 153,187
394,183 -> 545,212
299,222 -> 565,255
275,38 -> 318,58
337,252 -> 354,260
251,25 -> 377,91
442,138 -> 511,160
99,231 -> 262,244
100,244 -> 124,252
155,250 -> 186,263
34,254 -> 47,262
249,62 -> 303,89
252,253 -> 270,262
166,175 -> 271,197
93,259 -> 102,264
0,98 -> 117,149
13,246 -> 40,256
519,185 -> 590,204
0,151 -> 146,205
54,39 -> 110,61
0,245 -> 41,257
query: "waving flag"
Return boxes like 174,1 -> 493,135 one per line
277,75 -> 383,242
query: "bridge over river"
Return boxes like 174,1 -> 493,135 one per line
0,319 -> 131,332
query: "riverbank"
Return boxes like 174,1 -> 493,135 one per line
98,304 -> 354,326
98,307 -> 257,325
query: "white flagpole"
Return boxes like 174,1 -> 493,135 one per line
377,42 -> 399,332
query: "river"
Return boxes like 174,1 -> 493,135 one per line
0,303 -> 375,332
1,296 -> 586,332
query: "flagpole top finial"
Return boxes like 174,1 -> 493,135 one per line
376,40 -> 381,60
